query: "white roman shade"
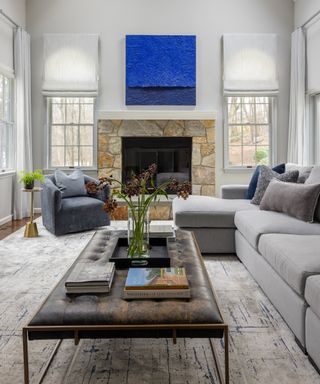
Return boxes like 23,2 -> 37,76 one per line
42,34 -> 99,96
0,18 -> 14,77
223,34 -> 279,95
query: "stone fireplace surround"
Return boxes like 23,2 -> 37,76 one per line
97,111 -> 215,219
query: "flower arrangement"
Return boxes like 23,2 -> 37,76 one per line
86,164 -> 191,258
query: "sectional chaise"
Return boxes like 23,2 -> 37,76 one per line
173,164 -> 320,371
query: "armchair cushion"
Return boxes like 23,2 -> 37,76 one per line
55,169 -> 87,198
55,196 -> 109,235
61,196 -> 104,212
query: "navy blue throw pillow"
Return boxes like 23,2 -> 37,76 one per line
245,163 -> 285,199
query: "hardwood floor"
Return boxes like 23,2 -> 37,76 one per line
0,214 -> 41,240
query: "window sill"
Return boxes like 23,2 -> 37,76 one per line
223,167 -> 256,174
0,170 -> 16,178
44,167 -> 98,173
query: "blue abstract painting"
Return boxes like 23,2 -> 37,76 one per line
126,35 -> 196,105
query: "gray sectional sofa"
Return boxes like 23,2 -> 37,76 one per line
172,165 -> 320,371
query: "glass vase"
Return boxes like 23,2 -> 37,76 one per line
127,206 -> 150,258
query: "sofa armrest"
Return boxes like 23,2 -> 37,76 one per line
220,185 -> 249,199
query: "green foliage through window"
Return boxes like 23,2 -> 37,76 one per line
226,96 -> 272,168
0,74 -> 13,171
49,97 -> 95,168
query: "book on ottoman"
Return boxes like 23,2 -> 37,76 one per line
65,261 -> 115,294
123,267 -> 191,299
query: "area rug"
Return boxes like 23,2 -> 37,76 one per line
0,219 -> 319,384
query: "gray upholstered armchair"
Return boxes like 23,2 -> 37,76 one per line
41,174 -> 110,235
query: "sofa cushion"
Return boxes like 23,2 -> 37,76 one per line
260,179 -> 320,222
305,276 -> 320,319
251,166 -> 299,205
258,234 -> 320,295
286,163 -> 313,183
246,163 -> 285,199
234,210 -> 320,250
173,195 -> 258,228
55,169 -> 87,198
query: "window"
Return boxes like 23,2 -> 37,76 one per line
48,97 -> 95,168
0,74 -> 14,171
225,96 -> 274,169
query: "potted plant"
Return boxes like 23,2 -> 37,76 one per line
86,164 -> 191,258
19,170 -> 45,189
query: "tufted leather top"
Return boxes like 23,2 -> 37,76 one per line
29,230 -> 223,328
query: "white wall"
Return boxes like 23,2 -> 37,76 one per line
26,0 -> 294,194
295,0 -> 320,27
294,0 -> 320,97
0,0 -> 26,28
0,0 -> 25,224
0,172 -> 15,225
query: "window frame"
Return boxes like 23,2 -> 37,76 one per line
223,95 -> 277,172
0,73 -> 14,172
46,97 -> 97,171
310,93 -> 320,165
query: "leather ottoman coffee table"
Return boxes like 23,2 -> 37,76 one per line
23,229 -> 229,384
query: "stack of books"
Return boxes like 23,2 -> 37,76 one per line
123,267 -> 191,299
149,222 -> 175,238
65,261 -> 115,294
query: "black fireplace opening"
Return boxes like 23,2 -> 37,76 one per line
122,137 -> 192,194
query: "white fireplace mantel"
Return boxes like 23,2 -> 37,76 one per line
98,110 -> 217,120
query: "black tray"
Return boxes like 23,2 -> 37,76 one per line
110,236 -> 172,269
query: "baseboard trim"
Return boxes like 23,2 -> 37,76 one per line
308,356 -> 320,374
34,208 -> 42,214
295,336 -> 307,355
0,214 -> 13,226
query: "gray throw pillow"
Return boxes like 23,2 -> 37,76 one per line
313,199 -> 320,223
55,169 -> 86,198
286,163 -> 313,183
305,166 -> 320,185
260,179 -> 320,222
251,165 -> 299,205
305,166 -> 320,221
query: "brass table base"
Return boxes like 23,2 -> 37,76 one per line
24,222 -> 38,238
22,187 -> 42,238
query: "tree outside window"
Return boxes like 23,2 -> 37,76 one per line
49,97 -> 95,168
226,96 -> 272,168
0,74 -> 14,171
